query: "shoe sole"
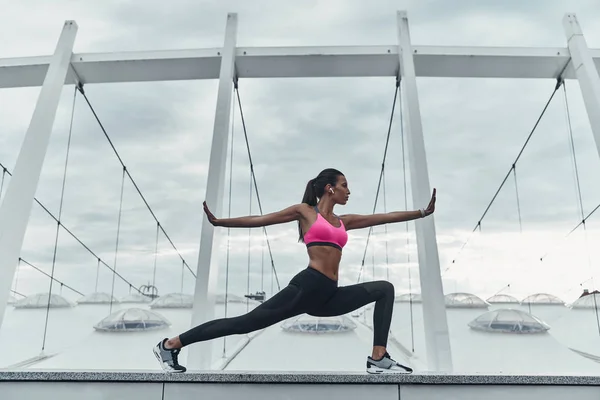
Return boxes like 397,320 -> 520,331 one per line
367,366 -> 413,374
153,345 -> 185,373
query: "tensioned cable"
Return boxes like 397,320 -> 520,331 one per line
11,289 -> 25,298
180,260 -> 185,293
372,233 -> 376,281
448,77 -> 564,269
561,81 -> 594,288
592,293 -> 600,338
0,166 -> 6,200
151,222 -> 160,289
19,258 -> 84,296
246,168 -> 253,312
77,86 -> 195,278
41,86 -> 77,351
0,159 -> 144,294
12,258 -> 22,298
223,89 -> 236,357
562,81 -> 586,226
489,165 -> 525,297
261,237 -> 265,293
234,79 -> 280,291
93,258 -> 101,293
270,246 -> 274,295
109,167 -> 126,314
512,167 -> 523,233
490,284 -> 511,302
382,168 -> 390,282
543,203 -> 600,260
397,83 -> 415,352
539,81 -> 594,278
357,77 -> 400,284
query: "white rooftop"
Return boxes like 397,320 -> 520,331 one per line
1,290 -> 599,375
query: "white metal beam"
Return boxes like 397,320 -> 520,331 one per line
187,13 -> 238,371
564,14 -> 600,166
0,45 -> 586,88
396,11 -> 453,373
0,21 -> 78,329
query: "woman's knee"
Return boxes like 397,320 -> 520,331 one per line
377,280 -> 395,299
364,280 -> 394,300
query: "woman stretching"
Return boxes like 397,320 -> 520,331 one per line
154,168 -> 436,374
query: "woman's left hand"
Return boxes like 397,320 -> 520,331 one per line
423,188 -> 436,216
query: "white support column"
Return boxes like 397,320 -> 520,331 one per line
396,11 -> 453,372
0,21 -> 78,330
188,13 -> 238,371
563,14 -> 600,163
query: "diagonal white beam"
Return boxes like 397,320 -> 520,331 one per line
0,21 -> 78,330
564,13 -> 600,167
0,45 -> 587,88
187,13 -> 238,371
396,10 -> 453,373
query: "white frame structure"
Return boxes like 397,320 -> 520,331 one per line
0,11 -> 599,373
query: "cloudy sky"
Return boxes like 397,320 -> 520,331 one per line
2,0 -> 600,309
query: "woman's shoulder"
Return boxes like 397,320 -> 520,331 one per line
294,203 -> 317,218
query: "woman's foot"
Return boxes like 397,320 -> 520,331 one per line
153,338 -> 186,373
366,352 -> 413,374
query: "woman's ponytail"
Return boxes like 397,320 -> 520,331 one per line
298,169 -> 344,243
298,178 -> 318,242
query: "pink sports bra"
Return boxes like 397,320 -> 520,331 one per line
304,206 -> 348,251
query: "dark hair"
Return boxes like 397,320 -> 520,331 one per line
298,168 -> 344,243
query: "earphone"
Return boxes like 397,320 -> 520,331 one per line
329,188 -> 334,194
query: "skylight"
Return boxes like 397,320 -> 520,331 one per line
468,308 -> 550,334
216,293 -> 250,304
120,293 -> 153,303
521,293 -> 564,305
77,292 -> 119,305
445,292 -> 489,308
13,293 -> 73,309
570,293 -> 600,309
486,294 -> 520,304
150,293 -> 193,309
395,293 -> 422,303
281,315 -> 357,334
94,308 -> 171,332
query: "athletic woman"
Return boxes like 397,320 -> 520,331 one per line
154,168 -> 436,374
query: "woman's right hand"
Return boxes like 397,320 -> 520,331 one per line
203,201 -> 220,226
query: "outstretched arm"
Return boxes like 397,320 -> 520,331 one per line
341,210 -> 422,231
203,201 -> 302,228
340,188 -> 436,231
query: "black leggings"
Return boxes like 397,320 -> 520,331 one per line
178,267 -> 395,348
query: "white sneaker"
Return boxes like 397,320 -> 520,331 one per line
153,338 -> 187,373
366,352 -> 413,374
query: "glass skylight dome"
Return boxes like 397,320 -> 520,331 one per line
77,292 -> 120,305
120,293 -> 153,303
487,294 -> 520,304
281,315 -> 357,334
94,308 -> 171,332
445,292 -> 489,309
468,308 -> 550,334
216,293 -> 249,304
150,293 -> 193,309
570,293 -> 600,309
521,293 -> 564,305
395,293 -> 422,303
13,293 -> 73,309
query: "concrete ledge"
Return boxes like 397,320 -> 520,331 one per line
1,371 -> 599,385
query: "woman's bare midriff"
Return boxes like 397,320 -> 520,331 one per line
307,246 -> 342,281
